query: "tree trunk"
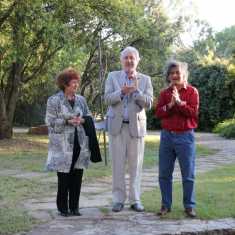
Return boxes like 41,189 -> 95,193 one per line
0,91 -> 12,139
0,119 -> 12,139
0,62 -> 22,139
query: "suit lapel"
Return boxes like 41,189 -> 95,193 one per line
117,70 -> 127,87
136,72 -> 143,90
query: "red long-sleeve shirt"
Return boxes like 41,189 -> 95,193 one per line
155,85 -> 199,132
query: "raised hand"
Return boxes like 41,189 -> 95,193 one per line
121,70 -> 138,95
121,84 -> 136,95
172,86 -> 180,103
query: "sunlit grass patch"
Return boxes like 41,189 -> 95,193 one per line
142,164 -> 235,219
0,176 -> 56,235
0,133 -> 218,174
143,135 -> 218,168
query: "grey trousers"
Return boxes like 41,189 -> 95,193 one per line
109,124 -> 145,204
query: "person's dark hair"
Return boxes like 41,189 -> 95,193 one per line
164,60 -> 189,84
56,67 -> 80,91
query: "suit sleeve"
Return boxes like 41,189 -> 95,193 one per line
104,72 -> 122,106
133,76 -> 153,110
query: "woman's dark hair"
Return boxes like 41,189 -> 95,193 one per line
56,67 -> 80,91
164,60 -> 189,84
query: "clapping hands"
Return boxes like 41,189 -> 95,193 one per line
121,71 -> 138,95
168,86 -> 186,108
168,86 -> 179,108
172,86 -> 180,103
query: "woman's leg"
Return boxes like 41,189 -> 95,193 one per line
57,172 -> 70,215
69,169 -> 83,214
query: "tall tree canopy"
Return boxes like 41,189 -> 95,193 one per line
0,0 -> 182,138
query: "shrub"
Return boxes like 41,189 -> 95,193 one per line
213,118 -> 235,138
146,107 -> 161,130
190,64 -> 235,131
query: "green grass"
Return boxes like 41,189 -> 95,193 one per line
196,144 -> 218,156
0,176 -> 57,235
0,132 -> 219,234
99,207 -> 110,215
0,132 -> 229,234
0,207 -> 36,235
0,152 -> 47,172
143,135 -> 218,168
142,164 -> 235,220
0,133 -> 217,176
83,161 -> 112,182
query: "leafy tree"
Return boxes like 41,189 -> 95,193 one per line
0,0 -> 70,138
0,0 -> 139,138
1,0 -> 183,138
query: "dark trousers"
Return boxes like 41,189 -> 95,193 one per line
57,169 -> 83,213
57,128 -> 83,213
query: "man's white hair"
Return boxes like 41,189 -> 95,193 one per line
120,46 -> 140,61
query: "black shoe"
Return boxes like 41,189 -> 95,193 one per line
130,203 -> 145,212
58,210 -> 69,217
70,209 -> 82,216
157,206 -> 171,216
185,208 -> 196,218
112,203 -> 124,212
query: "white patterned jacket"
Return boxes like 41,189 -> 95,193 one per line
45,91 -> 91,172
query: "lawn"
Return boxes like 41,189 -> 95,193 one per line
0,176 -> 57,235
143,134 -> 218,168
0,133 -> 217,173
0,132 -> 219,234
142,164 -> 235,219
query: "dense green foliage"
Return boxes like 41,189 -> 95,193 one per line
213,118 -> 235,139
177,24 -> 235,131
2,1 -> 235,132
1,0 -> 183,132
146,106 -> 161,130
190,64 -> 235,130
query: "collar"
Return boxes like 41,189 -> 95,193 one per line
168,82 -> 188,91
58,91 -> 79,101
122,70 -> 139,80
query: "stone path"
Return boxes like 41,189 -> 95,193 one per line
18,132 -> 235,234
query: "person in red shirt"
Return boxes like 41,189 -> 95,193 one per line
155,60 -> 199,218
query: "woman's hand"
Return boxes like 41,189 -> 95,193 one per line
172,86 -> 180,102
67,116 -> 85,126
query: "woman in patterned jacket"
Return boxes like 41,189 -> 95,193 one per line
45,68 -> 92,217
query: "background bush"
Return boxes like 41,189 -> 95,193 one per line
213,118 -> 235,138
190,64 -> 235,131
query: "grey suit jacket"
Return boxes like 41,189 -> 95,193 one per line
104,70 -> 153,137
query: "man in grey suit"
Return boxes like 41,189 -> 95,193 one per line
105,46 -> 153,212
